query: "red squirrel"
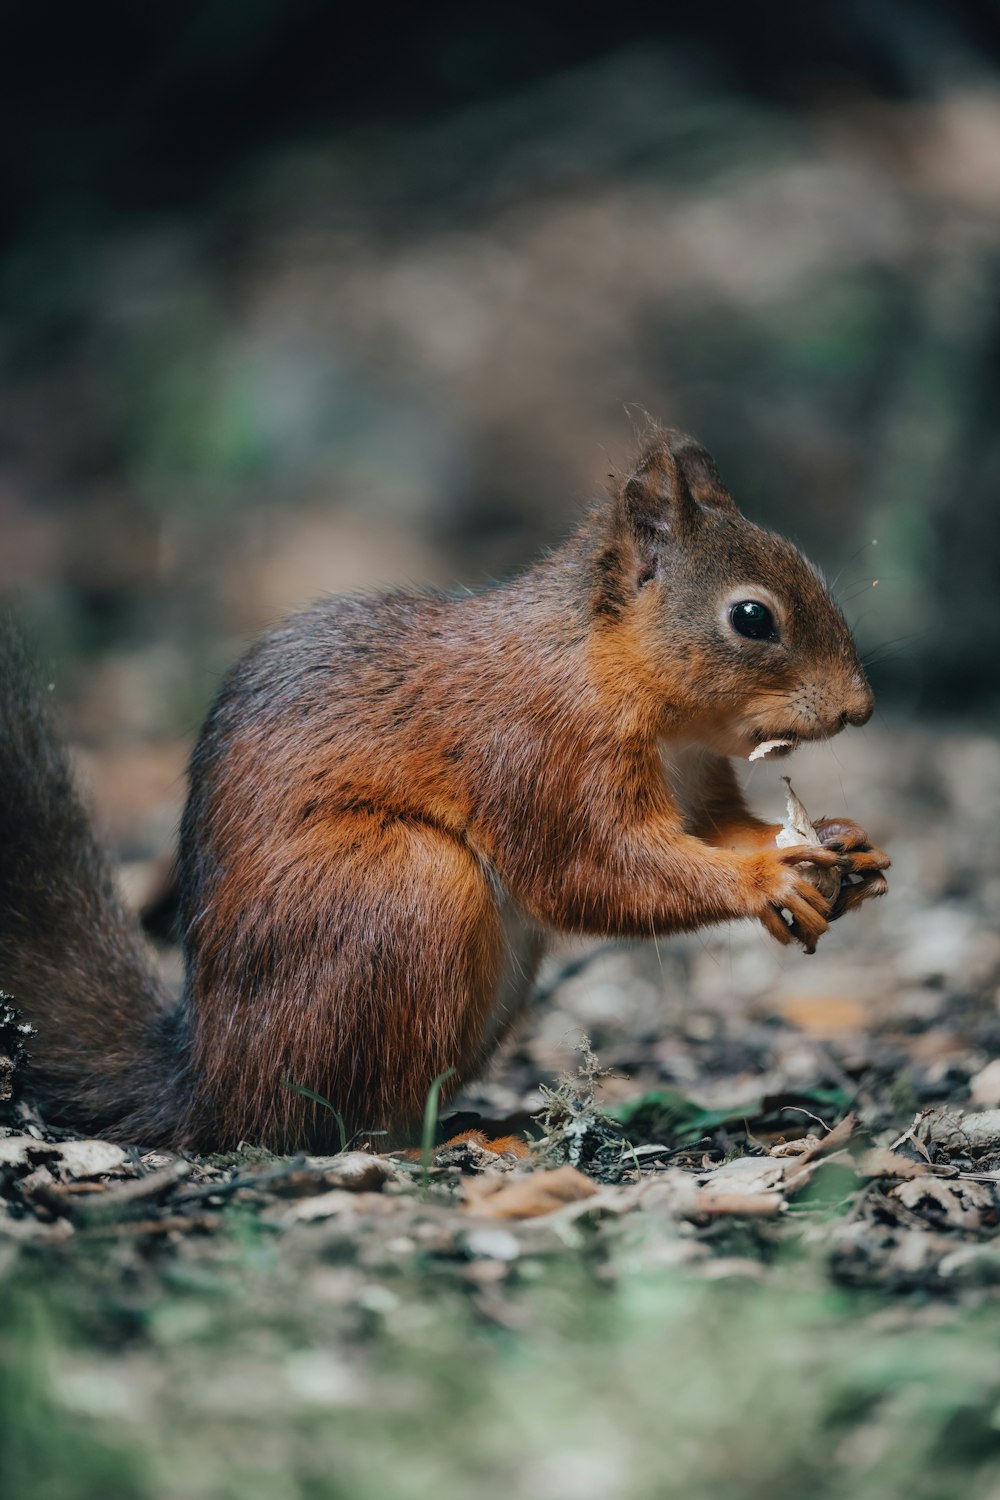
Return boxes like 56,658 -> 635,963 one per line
0,430 -> 889,1151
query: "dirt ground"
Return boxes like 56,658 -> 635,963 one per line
3,720 -> 1000,1499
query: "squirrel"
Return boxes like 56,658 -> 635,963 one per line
0,429 -> 889,1153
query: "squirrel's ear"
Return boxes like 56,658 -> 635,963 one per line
618,442 -> 698,541
660,430 -> 738,516
614,431 -> 736,545
596,431 -> 739,615
598,441 -> 699,610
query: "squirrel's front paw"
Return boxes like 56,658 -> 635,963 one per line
746,845 -> 844,954
812,817 -> 891,918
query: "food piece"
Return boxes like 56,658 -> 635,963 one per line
774,778 -> 817,847
748,738 -> 794,762
775,777 -> 842,903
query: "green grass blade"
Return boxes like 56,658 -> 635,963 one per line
281,1080 -> 348,1153
421,1067 -> 457,1186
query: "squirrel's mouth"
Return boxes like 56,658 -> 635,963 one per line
751,729 -> 800,752
746,721 -> 840,761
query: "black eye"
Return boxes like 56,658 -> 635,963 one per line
730,600 -> 777,641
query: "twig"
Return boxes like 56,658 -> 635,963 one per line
690,1191 -> 785,1218
82,1213 -> 221,1238
52,1161 -> 192,1224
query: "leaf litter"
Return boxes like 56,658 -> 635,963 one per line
4,1033 -> 1000,1293
2,730 -> 1000,1495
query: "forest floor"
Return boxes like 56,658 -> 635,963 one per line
3,722 -> 1000,1500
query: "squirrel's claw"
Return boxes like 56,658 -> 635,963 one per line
832,870 -> 889,919
812,816 -> 890,921
750,846 -> 835,953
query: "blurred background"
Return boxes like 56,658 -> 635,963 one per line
2,1 -> 1000,863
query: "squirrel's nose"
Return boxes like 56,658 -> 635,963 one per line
838,682 -> 874,729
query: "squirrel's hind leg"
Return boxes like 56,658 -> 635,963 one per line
185,813 -> 513,1151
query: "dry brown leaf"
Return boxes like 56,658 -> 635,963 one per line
0,1136 -> 55,1168
300,1154 -> 396,1192
698,1156 -> 786,1196
891,1176 -> 994,1230
461,1165 -> 598,1220
765,1114 -> 856,1172
769,1136 -> 823,1158
796,1111 -> 857,1162
605,1171 -> 703,1222
860,1149 -> 932,1180
0,1136 -> 128,1179
938,1244 -> 1000,1282
51,1140 -> 130,1180
921,1109 -> 1000,1153
693,1124 -> 858,1208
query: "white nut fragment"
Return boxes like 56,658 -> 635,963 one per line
748,738 -> 794,762
774,777 -> 842,904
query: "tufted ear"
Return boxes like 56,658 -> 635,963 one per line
594,430 -> 739,617
617,429 -> 737,537
660,430 -> 738,515
612,430 -> 735,568
616,440 -> 698,545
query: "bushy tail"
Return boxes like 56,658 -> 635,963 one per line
0,628 -> 190,1142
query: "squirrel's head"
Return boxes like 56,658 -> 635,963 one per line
594,430 -> 873,759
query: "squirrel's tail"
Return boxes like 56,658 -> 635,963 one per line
0,628 -> 191,1142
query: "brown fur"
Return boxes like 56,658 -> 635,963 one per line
0,430 -> 889,1151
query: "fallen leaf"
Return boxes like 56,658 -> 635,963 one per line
794,1112 -> 858,1163
301,1154 -> 396,1192
622,1171 -> 703,1219
0,1136 -> 128,1179
462,1166 -> 598,1219
0,1136 -> 52,1168
769,1135 -> 824,1158
51,1140 -> 130,1180
891,1177 -> 994,1230
697,1156 -> 785,1196
860,1149 -> 931,1180
922,1109 -> 1000,1153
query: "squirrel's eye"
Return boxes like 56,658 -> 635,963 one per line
730,600 -> 777,641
